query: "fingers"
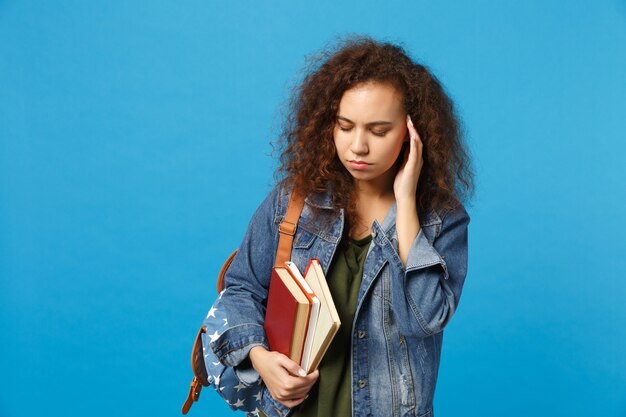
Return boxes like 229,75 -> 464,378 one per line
406,115 -> 424,167
280,355 -> 308,377
256,351 -> 319,407
278,395 -> 309,408
270,372 -> 317,407
406,115 -> 421,142
305,369 -> 320,382
278,364 -> 318,395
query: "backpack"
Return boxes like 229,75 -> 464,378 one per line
182,191 -> 304,414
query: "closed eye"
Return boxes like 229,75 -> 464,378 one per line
337,120 -> 389,136
338,126 -> 388,136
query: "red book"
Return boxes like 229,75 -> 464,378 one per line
264,266 -> 312,362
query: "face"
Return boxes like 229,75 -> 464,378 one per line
333,81 -> 408,190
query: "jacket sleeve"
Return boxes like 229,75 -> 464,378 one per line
204,185 -> 282,384
403,204 -> 470,337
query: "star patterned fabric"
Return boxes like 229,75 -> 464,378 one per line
202,289 -> 264,415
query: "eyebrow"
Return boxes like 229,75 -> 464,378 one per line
336,115 -> 393,127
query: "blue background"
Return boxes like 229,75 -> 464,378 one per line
1,1 -> 625,416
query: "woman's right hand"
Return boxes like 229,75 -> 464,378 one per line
249,346 -> 319,408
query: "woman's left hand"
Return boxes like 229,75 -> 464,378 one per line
393,115 -> 423,202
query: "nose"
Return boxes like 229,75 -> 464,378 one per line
350,128 -> 368,155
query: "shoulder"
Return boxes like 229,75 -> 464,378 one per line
428,199 -> 470,224
249,181 -> 289,222
266,181 -> 335,217
420,200 -> 470,242
440,202 -> 470,225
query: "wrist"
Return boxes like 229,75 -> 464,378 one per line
395,197 -> 420,267
396,196 -> 417,213
249,345 -> 268,367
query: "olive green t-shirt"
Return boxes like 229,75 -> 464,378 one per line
260,235 -> 372,417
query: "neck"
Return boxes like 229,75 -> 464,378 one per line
349,175 -> 395,240
353,171 -> 395,203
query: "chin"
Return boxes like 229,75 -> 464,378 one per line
347,170 -> 376,181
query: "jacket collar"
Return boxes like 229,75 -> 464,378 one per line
379,201 -> 442,232
304,190 -> 334,210
304,188 -> 442,227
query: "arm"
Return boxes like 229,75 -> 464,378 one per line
395,115 -> 470,336
205,184 -> 319,409
204,185 -> 282,381
395,115 -> 423,266
396,198 -> 421,266
404,204 -> 470,336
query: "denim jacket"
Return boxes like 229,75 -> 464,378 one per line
206,183 -> 470,417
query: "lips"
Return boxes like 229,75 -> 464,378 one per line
348,160 -> 370,170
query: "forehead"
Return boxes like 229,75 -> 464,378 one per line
337,82 -> 404,120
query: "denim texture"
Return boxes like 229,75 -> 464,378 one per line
204,183 -> 470,417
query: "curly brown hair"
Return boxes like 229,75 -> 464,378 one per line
275,35 -> 474,230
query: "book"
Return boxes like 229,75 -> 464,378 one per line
302,258 -> 341,372
263,266 -> 312,363
264,260 -> 340,373
284,261 -> 321,368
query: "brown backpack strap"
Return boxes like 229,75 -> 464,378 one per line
215,190 -> 305,293
275,190 -> 305,267
182,326 -> 209,414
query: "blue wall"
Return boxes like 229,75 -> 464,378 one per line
1,1 -> 625,416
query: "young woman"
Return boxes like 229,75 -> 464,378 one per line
203,36 -> 474,417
